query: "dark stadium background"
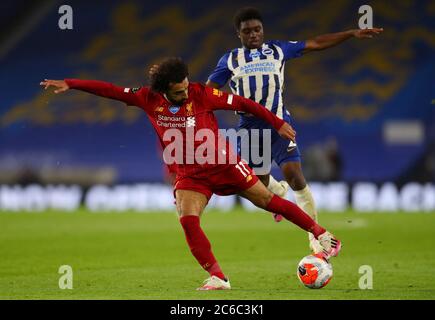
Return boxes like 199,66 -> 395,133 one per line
0,0 -> 434,212
1,0 -> 435,303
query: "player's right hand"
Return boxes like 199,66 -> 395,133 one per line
40,79 -> 69,93
278,122 -> 296,141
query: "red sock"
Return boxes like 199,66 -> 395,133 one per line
179,215 -> 226,280
266,195 -> 326,238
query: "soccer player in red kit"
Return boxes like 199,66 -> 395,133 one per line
41,57 -> 341,290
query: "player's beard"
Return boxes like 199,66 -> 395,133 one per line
171,98 -> 187,105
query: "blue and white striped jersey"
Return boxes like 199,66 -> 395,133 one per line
208,40 -> 305,120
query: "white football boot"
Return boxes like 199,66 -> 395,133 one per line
317,231 -> 342,260
309,233 -> 324,255
197,276 -> 231,291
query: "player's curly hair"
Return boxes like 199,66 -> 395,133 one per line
150,57 -> 189,93
233,7 -> 263,31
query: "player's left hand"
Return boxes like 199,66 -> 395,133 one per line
278,122 -> 296,141
353,28 -> 383,39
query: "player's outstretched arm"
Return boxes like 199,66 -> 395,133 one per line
40,78 -> 143,106
232,94 -> 296,141
40,79 -> 69,93
303,28 -> 383,53
206,88 -> 295,141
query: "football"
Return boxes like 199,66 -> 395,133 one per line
297,254 -> 333,289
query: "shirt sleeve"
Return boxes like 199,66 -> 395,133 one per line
64,79 -> 148,107
204,86 -> 285,132
275,40 -> 306,60
207,53 -> 232,87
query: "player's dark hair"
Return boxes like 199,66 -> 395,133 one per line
150,57 -> 189,92
233,7 -> 263,31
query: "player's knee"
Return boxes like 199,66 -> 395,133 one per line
177,202 -> 202,217
178,207 -> 202,217
286,174 -> 306,191
282,163 -> 307,190
176,192 -> 206,216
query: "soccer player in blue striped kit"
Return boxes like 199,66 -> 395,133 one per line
206,7 -> 383,253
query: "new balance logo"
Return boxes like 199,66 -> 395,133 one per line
186,116 -> 196,127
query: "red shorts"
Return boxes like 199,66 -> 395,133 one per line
173,160 -> 259,201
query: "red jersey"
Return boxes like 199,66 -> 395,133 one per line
64,79 -> 285,178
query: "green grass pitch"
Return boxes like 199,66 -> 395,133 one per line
1,207 -> 434,299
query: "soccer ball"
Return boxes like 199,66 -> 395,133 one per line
297,254 -> 333,289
